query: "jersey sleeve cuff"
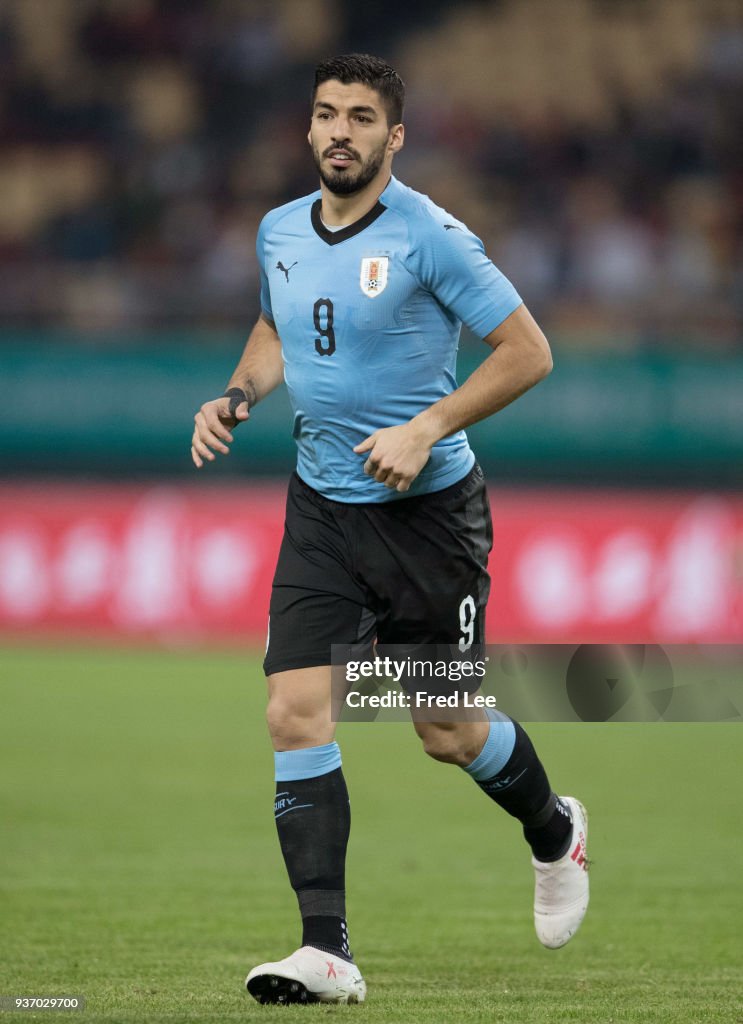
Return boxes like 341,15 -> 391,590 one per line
471,296 -> 524,339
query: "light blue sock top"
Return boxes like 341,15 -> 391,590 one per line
274,741 -> 342,782
463,714 -> 516,781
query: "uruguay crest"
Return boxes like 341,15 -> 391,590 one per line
359,256 -> 389,298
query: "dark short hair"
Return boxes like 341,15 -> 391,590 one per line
313,53 -> 405,126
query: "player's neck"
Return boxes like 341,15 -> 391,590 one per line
319,173 -> 391,227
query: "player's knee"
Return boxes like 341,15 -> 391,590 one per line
266,694 -> 329,750
265,696 -> 305,747
417,725 -> 470,766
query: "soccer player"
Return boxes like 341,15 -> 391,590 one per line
191,54 -> 589,1005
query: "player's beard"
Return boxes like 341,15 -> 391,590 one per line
313,137 -> 389,196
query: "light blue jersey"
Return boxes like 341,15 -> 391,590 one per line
257,176 -> 522,502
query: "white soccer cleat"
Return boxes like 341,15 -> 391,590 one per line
533,796 -> 590,949
245,945 -> 366,1005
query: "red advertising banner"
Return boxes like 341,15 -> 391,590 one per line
0,483 -> 741,644
488,490 -> 743,643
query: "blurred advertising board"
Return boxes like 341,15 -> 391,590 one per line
0,484 -> 740,645
0,338 -> 742,484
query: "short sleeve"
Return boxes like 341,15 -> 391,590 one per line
256,215 -> 274,323
409,218 -> 522,338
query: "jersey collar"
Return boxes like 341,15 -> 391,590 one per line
311,192 -> 388,246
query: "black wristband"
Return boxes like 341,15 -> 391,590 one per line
223,386 -> 248,417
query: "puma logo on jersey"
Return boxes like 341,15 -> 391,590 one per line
277,260 -> 297,282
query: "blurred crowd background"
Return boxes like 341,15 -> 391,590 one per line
1,0 -> 742,348
1,0 -> 742,643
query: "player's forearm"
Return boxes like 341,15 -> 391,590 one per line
412,308 -> 553,444
227,314 -> 284,407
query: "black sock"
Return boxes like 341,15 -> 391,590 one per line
475,720 -> 573,861
274,767 -> 352,961
524,796 -> 573,862
301,914 -> 350,960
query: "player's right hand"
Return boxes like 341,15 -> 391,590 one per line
191,396 -> 249,468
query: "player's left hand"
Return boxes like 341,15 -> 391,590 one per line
353,422 -> 434,491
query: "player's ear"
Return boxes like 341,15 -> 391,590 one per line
389,123 -> 404,155
307,128 -> 312,146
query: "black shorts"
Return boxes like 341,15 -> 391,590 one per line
263,464 -> 493,675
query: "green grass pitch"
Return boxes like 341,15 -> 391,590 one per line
1,646 -> 741,1023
